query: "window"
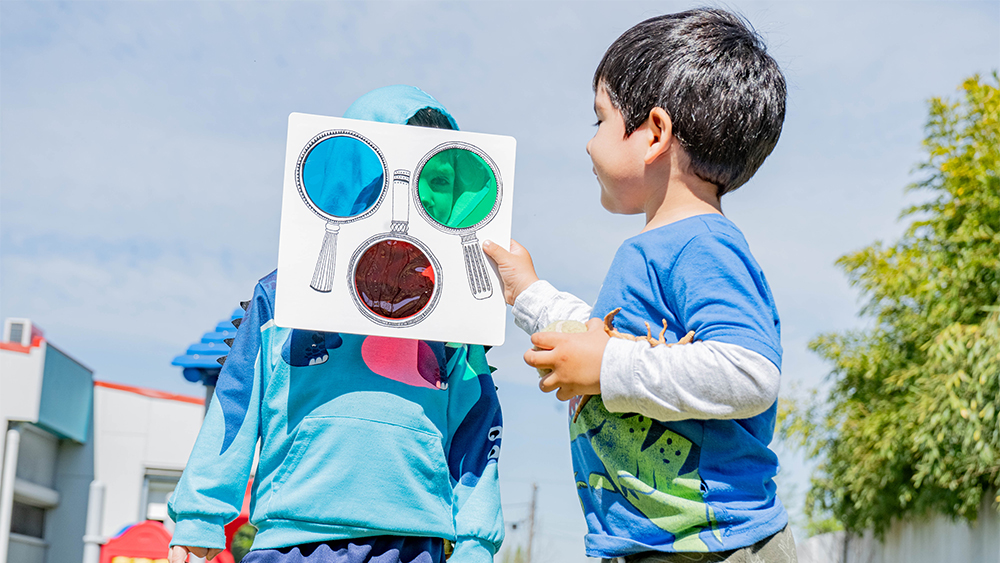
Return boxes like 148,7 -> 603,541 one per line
11,501 -> 45,538
8,322 -> 24,345
142,469 -> 182,522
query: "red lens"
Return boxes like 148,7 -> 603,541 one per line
355,239 -> 435,319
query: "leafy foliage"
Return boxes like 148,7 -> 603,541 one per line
230,523 -> 257,563
779,73 -> 1000,535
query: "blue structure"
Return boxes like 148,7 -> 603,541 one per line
37,345 -> 94,443
171,307 -> 246,390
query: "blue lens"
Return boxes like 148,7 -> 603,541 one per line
302,136 -> 385,218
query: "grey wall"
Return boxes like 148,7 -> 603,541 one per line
43,421 -> 95,563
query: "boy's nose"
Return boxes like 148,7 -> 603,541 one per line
585,137 -> 592,155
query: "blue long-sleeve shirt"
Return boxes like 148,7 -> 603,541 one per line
168,270 -> 504,562
514,215 -> 785,557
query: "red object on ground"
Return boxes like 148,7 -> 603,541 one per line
100,520 -> 236,563
99,520 -> 171,563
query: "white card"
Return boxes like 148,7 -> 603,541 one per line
275,113 -> 516,345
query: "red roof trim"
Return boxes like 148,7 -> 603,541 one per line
0,336 -> 45,354
0,342 -> 32,354
94,380 -> 205,405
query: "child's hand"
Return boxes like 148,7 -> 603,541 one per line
169,545 -> 223,562
482,239 -> 539,305
525,318 -> 609,401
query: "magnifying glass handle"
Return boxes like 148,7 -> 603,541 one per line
461,233 -> 493,300
391,169 -> 411,234
311,222 -> 340,292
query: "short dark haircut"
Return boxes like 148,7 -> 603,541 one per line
407,107 -> 456,130
594,9 -> 786,195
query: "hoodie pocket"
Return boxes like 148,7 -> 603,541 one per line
266,415 -> 454,534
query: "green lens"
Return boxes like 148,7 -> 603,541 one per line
417,148 -> 497,229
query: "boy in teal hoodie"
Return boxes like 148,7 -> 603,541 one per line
168,86 -> 504,563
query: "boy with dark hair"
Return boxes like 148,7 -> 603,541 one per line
484,9 -> 794,562
168,85 -> 504,563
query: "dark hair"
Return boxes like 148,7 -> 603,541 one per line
407,107 -> 456,130
594,9 -> 786,195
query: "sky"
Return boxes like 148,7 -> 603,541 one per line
1,1 -> 998,561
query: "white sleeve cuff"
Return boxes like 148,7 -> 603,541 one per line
169,515 -> 226,550
451,536 -> 498,563
512,280 -> 593,335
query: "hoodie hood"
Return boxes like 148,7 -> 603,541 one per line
344,85 -> 459,130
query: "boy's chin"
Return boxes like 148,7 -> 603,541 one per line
599,194 -> 641,216
599,192 -> 619,213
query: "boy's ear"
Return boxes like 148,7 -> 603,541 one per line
644,107 -> 673,165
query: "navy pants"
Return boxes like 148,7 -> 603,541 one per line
241,537 -> 444,563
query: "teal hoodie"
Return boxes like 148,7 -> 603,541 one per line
168,86 -> 504,563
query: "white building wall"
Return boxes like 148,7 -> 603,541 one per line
0,343 -> 45,454
5,425 -> 58,563
93,385 -> 204,538
2,332 -> 206,562
144,398 -> 206,470
1,341 -> 92,563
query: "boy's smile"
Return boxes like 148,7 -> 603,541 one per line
587,84 -> 653,215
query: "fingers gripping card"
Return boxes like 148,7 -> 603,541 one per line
276,113 -> 516,345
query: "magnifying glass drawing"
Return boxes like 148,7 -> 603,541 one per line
411,142 -> 501,300
295,130 -> 388,293
348,170 -> 443,327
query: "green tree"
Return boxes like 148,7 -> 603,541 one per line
780,73 -> 1000,535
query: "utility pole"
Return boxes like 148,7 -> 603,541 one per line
526,483 -> 537,563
